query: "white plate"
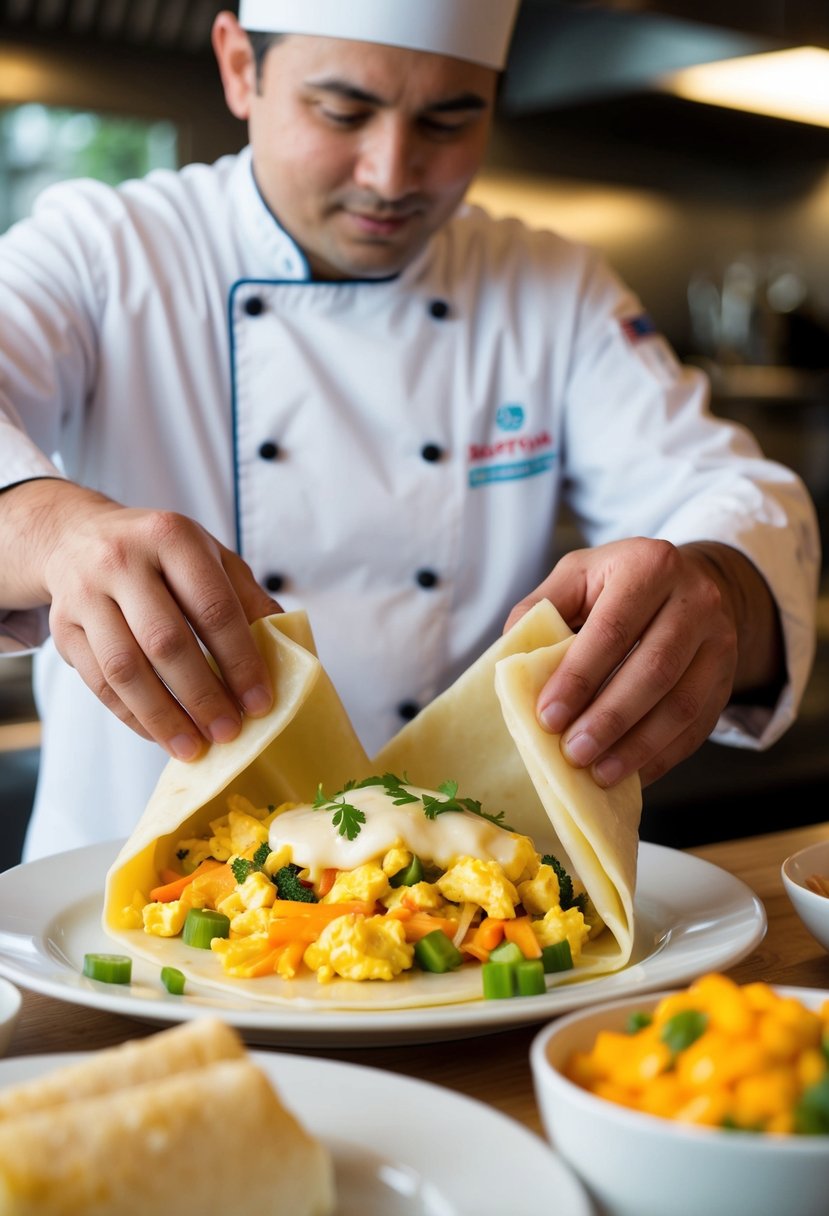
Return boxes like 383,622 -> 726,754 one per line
0,839 -> 766,1046
0,1048 -> 594,1215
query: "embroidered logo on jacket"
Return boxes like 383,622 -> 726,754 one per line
469,407 -> 556,488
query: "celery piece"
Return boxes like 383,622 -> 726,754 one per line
515,958 -> 546,997
540,940 -> 573,974
482,960 -> 515,999
389,855 -> 424,888
182,907 -> 231,949
161,966 -> 186,995
487,940 -> 524,967
413,929 -> 463,973
82,953 -> 132,984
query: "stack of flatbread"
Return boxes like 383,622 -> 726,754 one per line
0,1019 -> 334,1215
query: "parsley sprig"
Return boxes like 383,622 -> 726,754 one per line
312,772 -> 512,840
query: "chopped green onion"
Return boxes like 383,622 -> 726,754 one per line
540,940 -> 574,974
182,908 -> 231,949
515,958 -> 546,996
82,953 -> 132,984
660,1009 -> 708,1055
794,1074 -> 829,1135
487,940 -> 524,967
482,960 -> 515,999
626,1010 -> 653,1034
389,855 -> 424,888
413,930 -> 463,973
161,966 -> 186,995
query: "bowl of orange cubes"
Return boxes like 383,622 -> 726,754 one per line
530,973 -> 829,1216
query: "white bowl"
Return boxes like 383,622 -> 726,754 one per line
782,838 -> 829,952
531,987 -> 829,1216
0,978 -> 21,1056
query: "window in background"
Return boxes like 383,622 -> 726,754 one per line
0,105 -> 177,233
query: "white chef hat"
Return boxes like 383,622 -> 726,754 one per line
238,0 -> 521,70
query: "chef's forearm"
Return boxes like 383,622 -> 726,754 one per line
680,541 -> 784,702
0,477 -> 113,609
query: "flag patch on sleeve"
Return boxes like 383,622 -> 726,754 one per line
620,313 -> 657,343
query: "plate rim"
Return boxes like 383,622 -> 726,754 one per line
0,839 -> 767,1044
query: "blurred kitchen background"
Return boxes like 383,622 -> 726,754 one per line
2,0 -> 829,867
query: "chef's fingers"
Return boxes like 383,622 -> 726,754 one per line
562,632 -> 735,788
53,610 -> 203,757
130,535 -> 277,739
516,540 -> 683,731
218,545 -> 283,625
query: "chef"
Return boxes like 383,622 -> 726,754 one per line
0,0 -> 819,860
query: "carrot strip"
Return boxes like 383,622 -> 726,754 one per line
317,868 -> 339,897
504,916 -> 543,959
270,899 -> 375,920
268,921 -> 324,946
149,859 -> 222,903
462,917 -> 506,962
276,939 -> 307,978
188,862 -> 237,905
400,912 -> 460,943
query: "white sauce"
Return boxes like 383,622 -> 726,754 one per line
268,784 -> 521,872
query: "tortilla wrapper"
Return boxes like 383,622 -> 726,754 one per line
104,611 -> 372,926
494,639 -> 640,972
0,1057 -> 335,1216
0,1018 -> 243,1121
104,600 -> 641,1006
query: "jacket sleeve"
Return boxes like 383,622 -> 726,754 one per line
559,249 -> 820,751
0,180 -> 104,651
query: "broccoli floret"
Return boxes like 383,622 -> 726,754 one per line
230,843 -> 272,886
252,841 -> 271,867
230,857 -> 255,884
275,864 -> 318,903
541,854 -> 585,912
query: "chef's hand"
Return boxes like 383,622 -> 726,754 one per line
504,538 -> 784,789
3,479 -> 281,760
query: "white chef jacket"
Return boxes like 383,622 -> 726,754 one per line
0,147 -> 819,861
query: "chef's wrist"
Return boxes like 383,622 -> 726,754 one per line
0,477 -> 117,608
680,540 -> 785,705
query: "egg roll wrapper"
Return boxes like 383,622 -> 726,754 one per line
104,600 -> 640,1007
0,1018 -> 243,1122
0,1058 -> 335,1216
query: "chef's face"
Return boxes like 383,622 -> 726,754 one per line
213,16 -> 497,280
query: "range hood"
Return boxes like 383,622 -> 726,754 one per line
502,0 -> 827,114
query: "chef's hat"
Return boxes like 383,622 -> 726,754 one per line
238,0 -> 521,70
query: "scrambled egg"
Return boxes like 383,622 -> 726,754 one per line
322,862 -> 391,905
532,905 -> 592,961
437,858 -> 519,919
304,914 -> 414,982
517,863 -> 561,916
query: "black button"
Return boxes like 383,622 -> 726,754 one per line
420,443 -> 443,463
428,299 -> 450,320
398,700 -> 420,721
264,573 -> 284,593
244,296 -> 265,316
258,441 -> 280,461
415,569 -> 439,589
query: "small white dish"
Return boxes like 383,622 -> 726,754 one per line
782,837 -> 829,953
0,978 -> 21,1055
531,986 -> 829,1216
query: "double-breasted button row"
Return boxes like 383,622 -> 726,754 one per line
242,296 -> 452,321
